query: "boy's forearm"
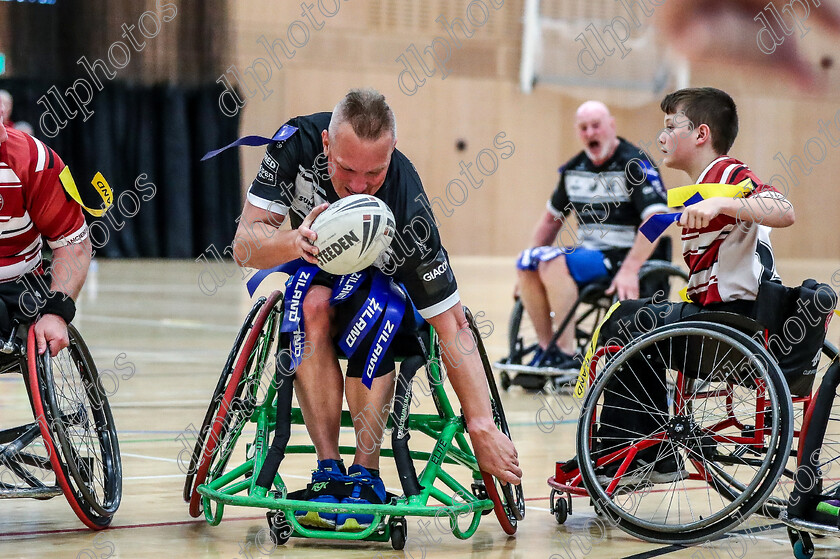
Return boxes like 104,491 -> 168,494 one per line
728,196 -> 795,228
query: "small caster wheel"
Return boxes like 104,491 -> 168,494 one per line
554,498 -> 568,525
266,511 -> 292,546
390,517 -> 407,551
793,540 -> 814,559
500,372 -> 511,392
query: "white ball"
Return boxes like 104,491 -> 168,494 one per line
311,194 -> 396,275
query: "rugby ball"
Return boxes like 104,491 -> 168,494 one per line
311,194 -> 396,275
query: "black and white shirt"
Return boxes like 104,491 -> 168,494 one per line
548,137 -> 668,251
248,112 -> 458,319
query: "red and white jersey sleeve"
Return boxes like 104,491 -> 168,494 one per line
0,127 -> 87,282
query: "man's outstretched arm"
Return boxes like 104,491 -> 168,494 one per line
426,302 -> 523,485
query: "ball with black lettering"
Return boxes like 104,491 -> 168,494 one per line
311,194 -> 396,275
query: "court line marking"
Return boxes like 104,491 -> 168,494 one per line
124,474 -> 185,480
121,452 -> 180,463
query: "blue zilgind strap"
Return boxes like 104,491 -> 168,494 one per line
362,284 -> 406,389
246,259 -> 309,297
201,124 -> 299,161
280,264 -> 318,368
639,192 -> 706,242
338,273 -> 390,359
331,271 -> 368,304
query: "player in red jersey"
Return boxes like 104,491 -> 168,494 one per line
591,87 -> 795,485
0,119 -> 91,355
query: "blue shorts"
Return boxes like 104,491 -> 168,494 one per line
516,246 -> 611,285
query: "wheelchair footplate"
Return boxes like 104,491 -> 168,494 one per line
194,438 -> 500,550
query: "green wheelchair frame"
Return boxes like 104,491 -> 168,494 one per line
183,289 -> 524,549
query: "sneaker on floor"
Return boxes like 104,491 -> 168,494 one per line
294,459 -> 348,530
526,347 -> 545,367
594,459 -> 649,487
644,454 -> 689,484
541,346 -> 582,371
335,465 -> 387,532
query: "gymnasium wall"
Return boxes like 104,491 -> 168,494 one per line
198,1 -> 840,261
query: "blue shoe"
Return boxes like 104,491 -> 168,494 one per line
294,459 -> 348,530
335,465 -> 387,532
527,347 -> 544,367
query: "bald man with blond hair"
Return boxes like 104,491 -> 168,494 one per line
513,101 -> 668,383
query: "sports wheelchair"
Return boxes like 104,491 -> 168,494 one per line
546,296 -> 838,545
496,238 -> 688,390
0,319 -> 122,529
183,289 -> 524,549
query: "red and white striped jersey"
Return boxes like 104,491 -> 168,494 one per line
0,127 -> 87,282
682,156 -> 784,306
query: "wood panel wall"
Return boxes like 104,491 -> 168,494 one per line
224,0 -> 839,262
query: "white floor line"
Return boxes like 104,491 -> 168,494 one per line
124,474 -> 186,480
111,399 -> 209,407
121,452 -> 180,464
525,505 -> 551,512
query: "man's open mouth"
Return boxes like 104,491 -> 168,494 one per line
588,140 -> 600,152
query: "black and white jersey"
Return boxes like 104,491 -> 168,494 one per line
548,138 -> 668,251
247,112 -> 458,319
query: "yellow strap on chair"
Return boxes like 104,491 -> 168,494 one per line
58,167 -> 113,217
574,301 -> 622,399
667,178 -> 753,208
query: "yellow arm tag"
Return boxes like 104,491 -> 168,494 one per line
679,286 -> 693,303
58,167 -> 113,217
574,301 -> 622,399
667,178 -> 753,208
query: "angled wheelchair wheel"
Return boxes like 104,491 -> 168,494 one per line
188,290 -> 282,518
716,340 -> 839,520
784,341 -> 840,516
800,345 -> 840,491
27,324 -> 122,529
466,307 -> 525,534
577,322 -> 793,544
182,294 -> 269,503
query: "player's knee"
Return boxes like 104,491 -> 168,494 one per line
302,293 -> 332,331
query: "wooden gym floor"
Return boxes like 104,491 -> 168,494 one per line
1,256 -> 838,558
